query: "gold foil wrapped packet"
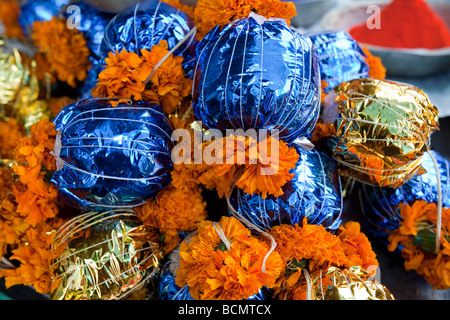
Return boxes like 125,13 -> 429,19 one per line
0,37 -> 51,128
50,210 -> 163,300
302,266 -> 395,300
323,78 -> 439,188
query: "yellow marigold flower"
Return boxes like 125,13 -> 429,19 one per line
193,0 -> 297,39
31,17 -> 91,88
175,216 -> 283,300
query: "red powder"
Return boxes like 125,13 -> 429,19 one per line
349,0 -> 450,49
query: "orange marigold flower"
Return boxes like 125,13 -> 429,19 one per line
0,218 -> 65,294
338,221 -> 379,270
175,216 -> 283,300
49,96 -> 74,117
92,41 -> 192,114
363,47 -> 387,80
140,40 -> 193,114
135,185 -> 207,253
387,200 -> 450,289
310,120 -> 336,145
0,0 -> 25,39
31,17 -> 91,88
161,0 -> 194,19
193,0 -> 297,39
320,80 -> 329,104
212,134 -> 299,199
0,118 -> 25,160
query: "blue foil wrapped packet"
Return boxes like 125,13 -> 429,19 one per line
100,0 -> 197,76
229,146 -> 343,232
19,0 -> 71,37
359,150 -> 450,246
63,0 -> 115,60
308,30 -> 369,92
79,57 -> 105,99
193,13 -> 321,143
51,98 -> 174,209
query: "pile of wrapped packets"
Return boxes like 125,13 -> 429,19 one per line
0,0 -> 448,300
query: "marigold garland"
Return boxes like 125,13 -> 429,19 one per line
193,0 -> 297,39
267,219 -> 378,300
175,216 -> 283,300
135,185 -> 207,254
31,17 -> 91,88
387,200 -> 450,289
92,40 -> 192,113
0,118 -> 25,160
12,118 -> 59,226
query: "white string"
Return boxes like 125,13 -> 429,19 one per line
303,268 -> 312,300
226,197 -> 277,273
428,151 -> 443,254
143,26 -> 197,85
213,222 -> 231,251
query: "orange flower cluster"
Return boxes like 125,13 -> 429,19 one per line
0,218 -> 65,294
193,0 -> 297,39
172,133 -> 299,199
310,120 -> 336,146
135,185 -> 207,254
268,219 -> 378,300
0,118 -> 25,160
0,166 -> 28,258
31,17 -> 91,88
92,41 -> 192,114
388,200 -> 450,289
175,216 -> 283,300
161,0 -> 194,19
0,0 -> 25,39
363,47 -> 387,80
12,118 -> 59,226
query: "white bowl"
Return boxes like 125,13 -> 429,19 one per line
320,0 -> 450,77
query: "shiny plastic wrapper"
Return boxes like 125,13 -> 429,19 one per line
308,31 -> 369,92
193,14 -> 321,143
100,0 -> 196,76
50,210 -> 163,300
19,0 -> 71,37
294,266 -> 395,300
63,0 -> 115,60
325,78 -> 439,188
359,150 -> 450,247
78,57 -> 104,99
229,146 -> 343,232
51,98 -> 174,209
0,38 -> 51,128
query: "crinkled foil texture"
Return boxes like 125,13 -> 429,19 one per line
99,0 -> 196,76
327,78 -> 439,188
0,38 -> 51,128
64,0 -> 115,60
193,16 -> 320,143
51,210 -> 162,300
229,146 -> 343,232
308,31 -> 369,92
51,98 -> 173,209
302,266 -> 394,300
359,150 -> 450,246
19,0 -> 71,37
